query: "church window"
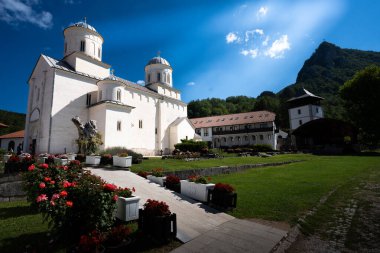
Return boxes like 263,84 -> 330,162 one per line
148,74 -> 151,83
117,89 -> 121,101
260,135 -> 264,140
298,109 -> 301,115
157,72 -> 161,82
117,121 -> 121,131
80,41 -> 86,52
139,120 -> 143,129
86,93 -> 91,106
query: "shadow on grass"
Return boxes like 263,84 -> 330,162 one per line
0,205 -> 38,219
0,231 -> 54,253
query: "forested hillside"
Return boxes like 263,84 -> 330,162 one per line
0,110 -> 25,135
188,42 -> 380,129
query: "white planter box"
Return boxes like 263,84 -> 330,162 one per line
3,155 -> 11,163
85,155 -> 101,166
37,157 -> 48,164
66,154 -> 76,161
113,156 -> 132,168
54,157 -> 68,165
116,196 -> 140,221
180,180 -> 215,202
147,175 -> 166,186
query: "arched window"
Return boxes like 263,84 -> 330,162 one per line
157,72 -> 161,82
80,41 -> 86,52
117,89 -> 121,101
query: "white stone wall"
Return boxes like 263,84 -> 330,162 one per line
48,71 -> 98,154
169,119 -> 196,151
289,104 -> 323,130
64,27 -> 103,61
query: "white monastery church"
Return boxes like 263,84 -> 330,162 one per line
24,21 -> 196,156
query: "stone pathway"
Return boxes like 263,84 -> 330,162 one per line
89,167 -> 287,252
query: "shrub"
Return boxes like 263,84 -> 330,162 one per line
137,171 -> 149,178
214,183 -> 235,193
102,147 -> 143,164
151,168 -> 164,177
165,174 -> 180,185
115,187 -> 135,198
23,162 -> 117,240
143,199 -> 171,216
104,224 -> 131,247
188,175 -> 211,184
4,154 -> 35,174
174,139 -> 208,152
118,153 -> 129,157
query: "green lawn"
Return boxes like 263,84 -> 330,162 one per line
210,155 -> 380,225
131,153 -> 313,172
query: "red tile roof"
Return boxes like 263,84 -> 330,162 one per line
190,111 -> 275,128
0,130 -> 25,139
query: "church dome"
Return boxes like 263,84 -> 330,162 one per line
146,56 -> 170,66
67,21 -> 97,32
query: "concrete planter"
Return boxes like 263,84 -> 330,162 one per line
138,209 -> 177,243
147,175 -> 166,187
66,154 -> 76,161
37,157 -> 48,164
3,155 -> 11,163
113,156 -> 132,168
85,155 -> 101,166
54,157 -> 68,166
180,180 -> 215,202
116,196 -> 140,221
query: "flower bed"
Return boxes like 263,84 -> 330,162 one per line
164,174 -> 181,193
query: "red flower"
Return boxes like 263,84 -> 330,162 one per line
51,193 -> 60,201
63,166 -> 68,171
50,200 -> 56,206
44,177 -> 51,182
39,163 -> 49,169
50,180 -> 55,185
39,182 -> 46,189
36,194 -> 48,203
28,164 -> 35,171
71,182 -> 77,187
112,195 -> 118,201
103,183 -> 117,192
63,181 -> 71,188
60,190 -> 68,197
66,201 -> 73,207
214,183 -> 235,193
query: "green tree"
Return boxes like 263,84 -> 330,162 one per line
340,65 -> 380,147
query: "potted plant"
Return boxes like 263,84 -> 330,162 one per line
103,224 -> 132,251
112,153 -> 132,168
138,199 -> 177,243
85,154 -> 101,166
54,154 -> 68,165
164,174 -> 181,193
66,153 -> 77,161
37,153 -> 50,164
114,186 -> 140,222
180,175 -> 215,202
146,168 -> 166,186
207,183 -> 237,210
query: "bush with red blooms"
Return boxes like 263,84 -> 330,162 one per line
23,160 -> 118,240
103,224 -> 131,247
100,153 -> 113,165
165,174 -> 180,185
143,199 -> 171,217
137,171 -> 149,178
213,183 -> 235,193
115,186 -> 135,198
77,230 -> 104,253
4,154 -> 35,174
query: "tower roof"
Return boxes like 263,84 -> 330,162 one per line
287,88 -> 324,102
67,21 -> 97,32
146,56 -> 170,66
287,88 -> 324,108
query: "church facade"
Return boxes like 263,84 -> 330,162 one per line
24,21 -> 195,156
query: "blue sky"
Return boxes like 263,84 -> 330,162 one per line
0,0 -> 379,114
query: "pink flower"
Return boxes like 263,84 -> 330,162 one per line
36,194 -> 48,203
50,200 -> 56,206
39,163 -> 49,169
28,164 -> 35,171
51,193 -> 60,201
66,201 -> 73,207
39,182 -> 46,189
63,166 -> 68,171
60,190 -> 68,197
113,195 -> 118,201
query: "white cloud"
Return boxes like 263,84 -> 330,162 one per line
226,32 -> 240,44
187,82 -> 195,86
136,80 -> 145,85
262,36 -> 270,46
265,35 -> 290,59
240,48 -> 258,58
0,0 -> 53,29
244,29 -> 263,43
257,6 -> 268,19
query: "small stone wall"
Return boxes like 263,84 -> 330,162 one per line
0,174 -> 26,202
163,160 -> 303,179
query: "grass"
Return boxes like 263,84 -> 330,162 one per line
210,155 -> 380,225
131,153 -> 313,172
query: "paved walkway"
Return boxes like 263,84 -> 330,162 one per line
89,168 -> 287,252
